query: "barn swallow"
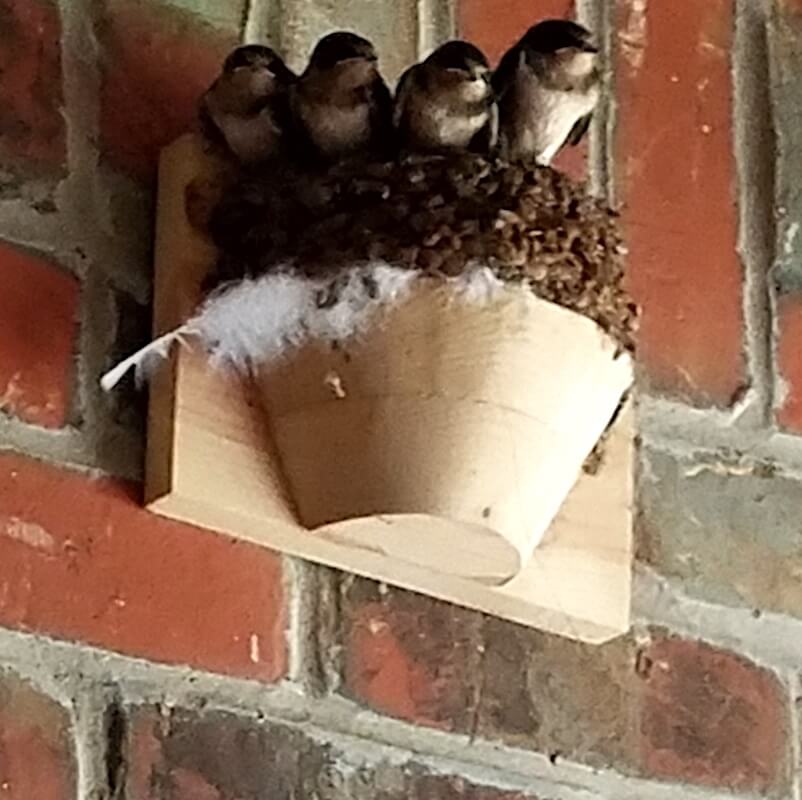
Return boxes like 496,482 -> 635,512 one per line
290,31 -> 393,162
199,45 -> 296,165
393,40 -> 497,155
493,19 -> 600,165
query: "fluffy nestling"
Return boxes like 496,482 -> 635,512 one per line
290,31 -> 393,162
199,45 -> 296,165
393,40 -> 497,156
493,19 -> 600,165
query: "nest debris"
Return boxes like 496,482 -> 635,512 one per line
203,153 -> 638,352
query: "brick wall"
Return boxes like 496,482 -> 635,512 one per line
1,1 -> 801,798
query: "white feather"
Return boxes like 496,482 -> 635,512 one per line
99,329 -> 188,392
100,262 -> 506,392
453,265 -> 505,305
193,272 -> 317,370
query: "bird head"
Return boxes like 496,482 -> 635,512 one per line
309,31 -> 378,70
221,45 -> 295,95
303,31 -> 382,91
520,19 -> 598,78
428,41 -> 491,79
426,40 -> 492,98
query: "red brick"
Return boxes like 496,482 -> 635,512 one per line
459,0 -> 586,181
614,1 -> 745,406
339,583 -> 792,792
459,0 -> 574,63
100,0 -> 236,179
342,582 -> 480,731
551,141 -> 589,184
638,638 -> 788,793
777,296 -> 802,433
0,452 -> 287,682
0,0 -> 65,169
340,581 -> 638,769
0,672 -> 75,800
0,243 -> 77,428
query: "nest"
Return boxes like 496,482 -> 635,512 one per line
204,154 -> 638,352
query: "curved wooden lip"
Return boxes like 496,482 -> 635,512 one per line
313,513 -> 522,586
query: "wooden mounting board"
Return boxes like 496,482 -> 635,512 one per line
145,134 -> 634,644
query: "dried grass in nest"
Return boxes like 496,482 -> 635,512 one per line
205,153 -> 638,352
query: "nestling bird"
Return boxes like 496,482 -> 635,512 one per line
493,19 -> 600,165
393,40 -> 497,156
290,31 -> 393,162
199,45 -> 296,165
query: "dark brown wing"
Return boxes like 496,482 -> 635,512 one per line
491,44 -> 523,102
391,64 -> 418,151
565,112 -> 592,147
369,74 -> 396,157
392,65 -> 415,131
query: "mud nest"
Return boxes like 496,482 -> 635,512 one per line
204,154 -> 638,352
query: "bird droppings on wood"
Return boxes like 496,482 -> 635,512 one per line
324,370 -> 347,398
205,153 -> 638,352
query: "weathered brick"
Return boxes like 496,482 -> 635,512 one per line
770,1 -> 802,296
636,446 -> 802,618
127,706 -> 330,800
0,165 -> 62,212
0,242 -> 78,428
458,0 -> 586,181
614,0 -> 745,406
400,775 -> 533,800
776,294 -> 802,433
126,704 -> 541,800
99,0 -> 236,179
0,671 -> 76,800
0,0 -> 65,170
342,580 -> 482,731
340,580 -> 637,771
339,581 -> 791,792
278,0 -> 418,82
639,638 -> 788,794
0,452 -> 287,682
473,616 -> 637,768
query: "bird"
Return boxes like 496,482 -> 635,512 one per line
289,31 -> 393,162
199,44 -> 296,165
393,40 -> 497,156
493,19 -> 600,165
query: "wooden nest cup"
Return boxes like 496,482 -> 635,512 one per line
142,134 -> 635,639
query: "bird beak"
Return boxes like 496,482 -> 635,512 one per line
580,42 -> 599,54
